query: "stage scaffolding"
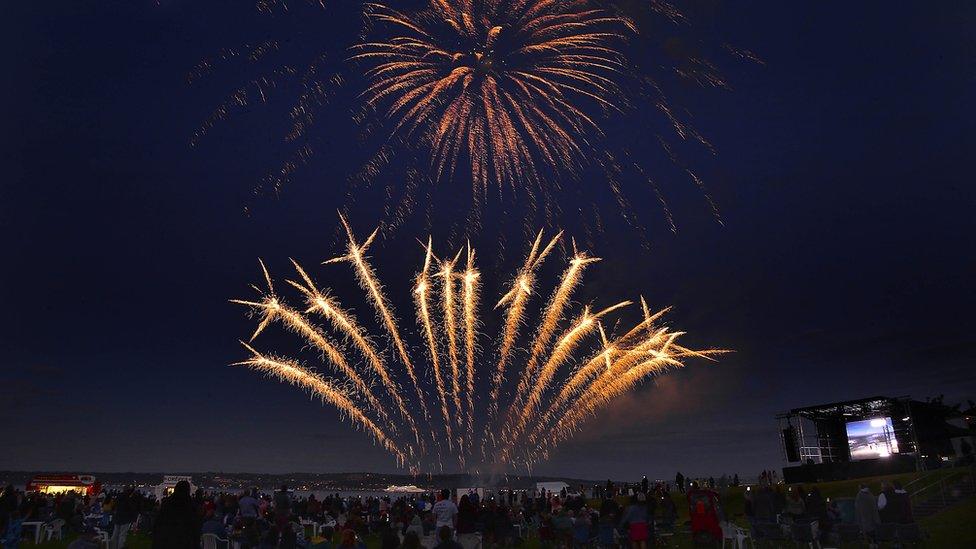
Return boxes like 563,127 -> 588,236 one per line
776,395 -> 920,465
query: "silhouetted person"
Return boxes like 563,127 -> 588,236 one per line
379,523 -> 400,549
152,480 -> 200,548
433,525 -> 462,549
0,485 -> 15,536
855,484 -> 880,540
401,531 -> 422,549
886,480 -> 914,524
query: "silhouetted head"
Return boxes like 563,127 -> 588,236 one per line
174,480 -> 191,498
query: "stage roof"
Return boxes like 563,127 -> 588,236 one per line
776,395 -> 911,421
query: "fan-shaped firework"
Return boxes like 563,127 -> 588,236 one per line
353,0 -> 635,196
232,216 -> 723,472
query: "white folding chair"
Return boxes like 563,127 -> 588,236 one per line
43,518 -> 66,541
720,521 -> 754,548
202,532 -> 230,549
94,528 -> 111,549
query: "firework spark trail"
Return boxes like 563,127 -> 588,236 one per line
501,250 -> 599,448
326,214 -> 430,423
528,331 -> 722,465
286,260 -> 423,448
523,301 -> 676,449
438,250 -> 465,443
530,355 -> 683,466
231,295 -> 395,430
233,342 -> 405,466
461,245 -> 479,452
414,239 -> 454,453
484,231 -> 561,455
535,341 -> 727,465
504,301 -> 631,458
524,328 -> 669,452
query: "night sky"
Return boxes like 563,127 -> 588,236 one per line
3,1 -> 975,481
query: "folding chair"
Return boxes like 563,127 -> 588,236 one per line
201,532 -> 230,549
42,519 -> 66,542
720,521 -> 753,548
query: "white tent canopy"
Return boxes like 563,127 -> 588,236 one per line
535,481 -> 569,494
154,475 -> 196,499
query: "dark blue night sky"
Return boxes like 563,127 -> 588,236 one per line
3,1 -> 975,479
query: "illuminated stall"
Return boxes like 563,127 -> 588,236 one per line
26,474 -> 101,496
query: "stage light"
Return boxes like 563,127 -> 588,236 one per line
870,418 -> 887,428
901,416 -> 910,421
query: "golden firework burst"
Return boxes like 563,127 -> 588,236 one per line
353,0 -> 635,196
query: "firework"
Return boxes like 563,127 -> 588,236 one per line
190,2 -> 751,241
233,217 -> 720,471
353,0 -> 634,195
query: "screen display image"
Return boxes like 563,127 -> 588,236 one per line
846,417 -> 899,460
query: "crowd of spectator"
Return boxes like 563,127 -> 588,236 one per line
0,470 -> 921,548
0,478 -> 684,549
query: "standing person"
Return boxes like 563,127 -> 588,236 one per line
456,494 -> 478,547
152,480 -> 200,549
274,485 -> 292,531
877,481 -> 895,523
618,494 -> 650,549
110,487 -> 138,549
854,484 -> 880,541
641,476 -> 649,494
675,472 -> 685,494
431,489 -> 458,538
785,486 -> 806,521
0,485 -> 16,538
886,481 -> 914,524
239,488 -> 260,519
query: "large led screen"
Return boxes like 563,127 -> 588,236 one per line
846,417 -> 899,460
